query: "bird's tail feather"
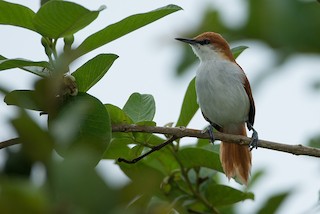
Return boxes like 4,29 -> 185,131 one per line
220,123 -> 251,185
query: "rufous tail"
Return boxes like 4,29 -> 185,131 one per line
220,123 -> 251,185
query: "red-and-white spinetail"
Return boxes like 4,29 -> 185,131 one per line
176,32 -> 258,185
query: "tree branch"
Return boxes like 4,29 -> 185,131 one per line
112,124 -> 320,158
1,125 -> 319,159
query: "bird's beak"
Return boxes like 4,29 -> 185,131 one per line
175,38 -> 198,45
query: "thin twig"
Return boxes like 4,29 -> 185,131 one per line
118,136 -> 178,163
0,138 -> 20,149
112,124 -> 320,158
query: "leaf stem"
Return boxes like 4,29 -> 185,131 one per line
172,151 -> 219,214
52,39 -> 59,60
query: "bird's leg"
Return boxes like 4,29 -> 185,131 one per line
203,124 -> 215,144
247,122 -> 258,150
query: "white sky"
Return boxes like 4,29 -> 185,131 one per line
1,1 -> 320,213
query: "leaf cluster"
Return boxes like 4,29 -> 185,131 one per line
0,1 -> 291,214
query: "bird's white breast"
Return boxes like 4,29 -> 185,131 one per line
195,58 -> 250,127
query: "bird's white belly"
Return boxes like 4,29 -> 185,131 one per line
195,61 -> 250,127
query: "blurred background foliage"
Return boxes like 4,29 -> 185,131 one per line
1,0 -> 320,213
175,0 -> 320,79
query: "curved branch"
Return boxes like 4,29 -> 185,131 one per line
118,135 -> 178,163
0,138 -> 20,149
112,124 -> 320,158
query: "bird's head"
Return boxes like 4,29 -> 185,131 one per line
176,32 -> 234,62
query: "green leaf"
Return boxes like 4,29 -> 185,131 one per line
177,147 -> 223,172
105,104 -> 134,139
11,110 -> 54,162
103,138 -> 133,160
72,54 -> 118,92
0,1 -> 36,31
4,90 -> 44,111
205,184 -> 254,206
4,78 -> 65,112
105,104 -> 133,125
144,133 -> 166,146
33,1 -> 103,38
308,135 -> 320,148
123,93 -> 155,123
231,46 -> 248,59
119,161 -> 165,182
257,191 -> 290,214
3,147 -> 32,177
186,200 -> 212,214
75,4 -> 182,58
144,147 -> 180,175
128,145 -> 145,160
49,92 -> 111,165
51,149 -> 117,213
118,161 -> 165,207
176,77 -> 198,127
133,121 -> 156,143
0,55 -> 50,77
0,178 -> 48,214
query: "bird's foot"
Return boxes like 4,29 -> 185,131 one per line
247,123 -> 258,151
249,129 -> 258,151
203,125 -> 215,144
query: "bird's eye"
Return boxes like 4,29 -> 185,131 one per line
200,39 -> 210,45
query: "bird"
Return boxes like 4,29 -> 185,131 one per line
176,32 -> 258,185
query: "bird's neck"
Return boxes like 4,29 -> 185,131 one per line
197,50 -> 235,65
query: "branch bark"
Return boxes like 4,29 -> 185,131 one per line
1,125 -> 319,158
112,124 -> 320,158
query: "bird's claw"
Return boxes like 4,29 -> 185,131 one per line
249,129 -> 258,151
204,125 -> 215,144
247,122 -> 258,151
